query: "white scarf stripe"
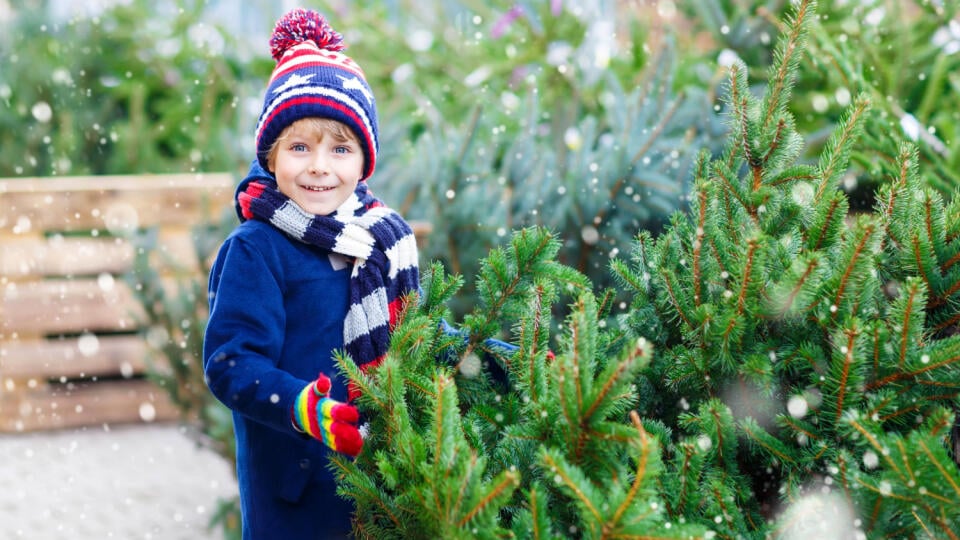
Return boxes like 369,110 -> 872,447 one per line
385,235 -> 420,280
343,288 -> 390,344
332,193 -> 363,220
270,201 -> 312,239
334,223 -> 376,260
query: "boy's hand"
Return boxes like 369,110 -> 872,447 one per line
292,373 -> 364,457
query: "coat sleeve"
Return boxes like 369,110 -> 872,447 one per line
203,232 -> 307,435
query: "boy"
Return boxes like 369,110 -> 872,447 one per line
203,8 -> 418,538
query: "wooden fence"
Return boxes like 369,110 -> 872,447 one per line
0,173 -> 234,432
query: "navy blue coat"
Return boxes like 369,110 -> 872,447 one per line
204,218 -> 355,539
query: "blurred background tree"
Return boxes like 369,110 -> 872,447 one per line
330,0 -> 729,314
677,0 -> 960,200
0,0 -> 258,176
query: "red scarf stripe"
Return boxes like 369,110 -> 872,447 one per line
388,297 -> 403,330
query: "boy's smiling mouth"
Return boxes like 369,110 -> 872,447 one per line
303,185 -> 335,192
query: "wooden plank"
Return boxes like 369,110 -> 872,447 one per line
0,173 -> 234,233
149,228 -> 204,273
0,229 -> 201,279
0,236 -> 133,277
0,335 -> 153,379
1,278 -> 146,335
0,378 -> 178,432
0,173 -> 233,432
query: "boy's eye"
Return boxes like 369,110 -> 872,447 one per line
334,145 -> 352,154
291,143 -> 308,152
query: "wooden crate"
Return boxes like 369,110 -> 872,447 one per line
0,173 -> 235,432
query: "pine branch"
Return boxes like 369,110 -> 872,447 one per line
724,61 -> 749,171
610,232 -> 653,295
830,220 -> 878,318
660,268 -> 696,331
432,373 -> 457,471
846,416 -> 902,474
804,191 -> 847,252
740,417 -> 796,465
778,416 -> 820,444
907,237 -> 934,298
668,441 -> 699,517
693,188 -> 707,307
877,144 -> 914,252
867,349 -> 960,391
525,485 -> 549,540
584,337 -> 651,423
729,238 -> 757,326
331,458 -> 405,530
711,160 -> 754,224
557,294 -> 598,460
515,282 -> 550,403
765,254 -> 822,318
766,164 -> 818,187
540,450 -> 603,523
761,0 -> 814,133
834,326 -> 861,424
758,118 -> 787,170
457,469 -> 520,528
896,280 -> 924,369
611,411 -> 653,527
815,96 -> 870,200
941,250 -> 960,274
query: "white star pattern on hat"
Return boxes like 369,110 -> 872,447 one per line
273,73 -> 315,95
338,75 -> 373,105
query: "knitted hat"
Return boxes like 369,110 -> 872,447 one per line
255,8 -> 378,180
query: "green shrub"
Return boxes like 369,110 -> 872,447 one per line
0,0 -> 253,176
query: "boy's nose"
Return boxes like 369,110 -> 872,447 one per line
309,155 -> 329,175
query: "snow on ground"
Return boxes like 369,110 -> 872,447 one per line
0,423 -> 237,540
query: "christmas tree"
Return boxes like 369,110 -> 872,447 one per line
335,229 -> 704,538
613,0 -> 960,537
329,0 -> 960,537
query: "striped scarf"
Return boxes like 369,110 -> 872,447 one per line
237,178 -> 419,400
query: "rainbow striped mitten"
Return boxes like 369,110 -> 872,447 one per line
292,373 -> 363,457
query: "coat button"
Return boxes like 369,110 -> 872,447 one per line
299,458 -> 311,470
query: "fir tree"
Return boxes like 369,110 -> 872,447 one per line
336,229 -> 704,539
613,0 -> 960,537
330,1 -> 960,538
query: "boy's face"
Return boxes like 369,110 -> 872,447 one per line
268,119 -> 364,216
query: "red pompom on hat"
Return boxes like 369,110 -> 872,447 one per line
269,8 -> 345,60
255,8 -> 379,180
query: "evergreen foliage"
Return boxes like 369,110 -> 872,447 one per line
374,56 -> 725,315
802,0 -> 960,197
0,0 -> 250,176
339,1 -> 960,538
677,0 -> 960,196
337,229 -> 703,538
612,0 -> 960,536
